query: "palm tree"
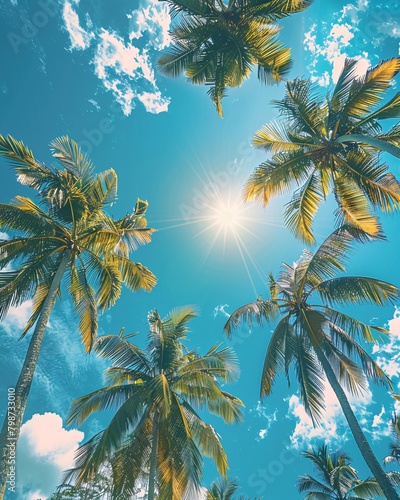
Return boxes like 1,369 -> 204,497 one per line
245,58 -> 400,243
52,466 -> 114,499
384,414 -> 400,467
298,444 -> 400,499
158,0 -> 312,116
0,136 -> 156,499
65,306 -> 244,500
207,476 -> 262,499
207,477 -> 241,500
224,225 -> 400,499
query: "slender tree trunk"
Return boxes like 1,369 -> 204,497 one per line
148,409 -> 159,500
316,346 -> 400,500
0,249 -> 71,500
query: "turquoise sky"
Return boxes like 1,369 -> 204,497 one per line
1,0 -> 400,498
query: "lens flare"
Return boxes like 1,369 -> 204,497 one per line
153,159 -> 284,294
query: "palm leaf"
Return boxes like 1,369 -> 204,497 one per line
260,314 -> 292,396
284,169 -> 326,244
224,298 -> 278,335
315,276 -> 399,307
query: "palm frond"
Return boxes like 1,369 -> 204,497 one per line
333,177 -> 383,237
315,276 -> 399,307
284,169 -> 326,244
243,149 -> 314,205
293,331 -> 326,425
95,335 -> 150,373
342,58 -> 400,119
224,298 -> 279,335
260,314 -> 292,396
50,136 -> 93,180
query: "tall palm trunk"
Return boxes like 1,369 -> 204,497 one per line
0,249 -> 71,500
148,409 -> 159,500
316,346 -> 400,500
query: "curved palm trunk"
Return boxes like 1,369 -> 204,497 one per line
148,409 -> 160,500
0,249 -> 71,500
316,346 -> 400,500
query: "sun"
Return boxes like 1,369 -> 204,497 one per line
194,192 -> 254,247
213,202 -> 241,229
209,198 -> 244,230
153,157 -> 285,294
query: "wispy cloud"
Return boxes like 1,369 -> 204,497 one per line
257,410 -> 278,441
248,402 -> 278,441
128,0 -> 171,50
213,304 -> 231,319
62,0 -> 94,51
17,412 -> 84,499
61,0 -> 171,115
93,29 -> 170,115
0,301 -> 106,416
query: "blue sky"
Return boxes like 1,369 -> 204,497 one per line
1,0 -> 400,498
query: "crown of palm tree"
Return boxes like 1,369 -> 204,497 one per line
207,477 -> 241,500
158,0 -> 312,116
65,306 -> 244,499
298,445 -> 400,499
245,58 -> 400,243
207,476 -> 263,499
224,225 -> 397,423
0,135 -> 156,351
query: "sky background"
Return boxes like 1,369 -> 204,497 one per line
1,0 -> 400,498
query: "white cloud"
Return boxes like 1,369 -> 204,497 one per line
92,29 -> 170,115
249,402 -> 278,441
1,300 -> 33,336
61,0 -> 171,115
372,406 -> 386,428
332,53 -> 370,84
88,98 -> 100,111
0,232 -> 9,240
288,381 -> 372,449
62,1 -> 94,50
257,409 -> 278,441
137,91 -> 170,114
128,0 -> 171,50
17,413 -> 84,499
304,3 -> 371,86
213,304 -> 230,319
311,71 -> 330,87
373,307 -> 400,378
27,492 -> 43,500
339,0 -> 368,24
